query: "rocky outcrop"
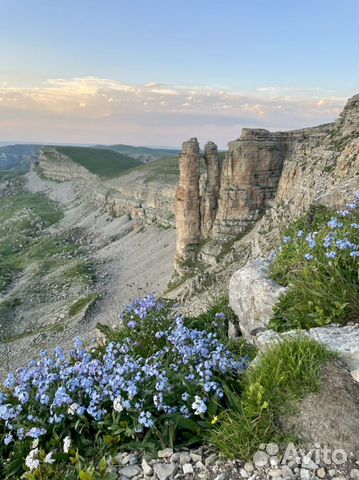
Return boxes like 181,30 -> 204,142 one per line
336,94 -> 359,137
228,258 -> 286,339
201,142 -> 221,238
175,139 -> 201,267
175,95 -> 359,271
38,147 -> 177,227
213,129 -> 287,238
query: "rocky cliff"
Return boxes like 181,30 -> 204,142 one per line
175,94 -> 358,271
37,148 -> 177,227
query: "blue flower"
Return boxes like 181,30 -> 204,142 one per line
4,434 -> 13,445
27,427 -> 47,438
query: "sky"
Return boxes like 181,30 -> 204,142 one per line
0,0 -> 358,148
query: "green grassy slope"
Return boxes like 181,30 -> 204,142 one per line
55,146 -> 142,178
96,143 -> 180,158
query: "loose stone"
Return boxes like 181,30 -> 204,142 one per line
281,465 -> 295,479
118,466 -> 142,478
141,458 -> 153,476
253,450 -> 269,468
182,463 -> 194,475
153,463 -> 178,480
158,448 -> 174,459
267,443 -> 280,456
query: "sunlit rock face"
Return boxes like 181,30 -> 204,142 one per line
175,94 -> 359,271
201,141 -> 221,239
213,128 -> 287,238
175,138 -> 201,268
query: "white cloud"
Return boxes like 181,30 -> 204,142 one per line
0,76 -> 352,147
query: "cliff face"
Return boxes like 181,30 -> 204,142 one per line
213,128 -> 288,238
175,94 -> 359,271
175,139 -> 201,265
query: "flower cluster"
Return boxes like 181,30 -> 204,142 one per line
279,193 -> 359,263
270,192 -> 359,331
0,296 -> 248,474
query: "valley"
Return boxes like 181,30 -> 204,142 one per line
0,165 -> 176,377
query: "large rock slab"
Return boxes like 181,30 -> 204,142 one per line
228,258 -> 286,340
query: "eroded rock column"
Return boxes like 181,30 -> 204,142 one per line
201,142 -> 221,238
175,138 -> 201,269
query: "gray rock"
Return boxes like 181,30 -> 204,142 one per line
205,453 -> 218,466
281,465 -> 295,479
317,467 -> 326,479
158,448 -> 174,459
268,468 -> 282,477
119,466 -> 142,478
179,453 -> 192,465
267,443 -> 280,456
190,453 -> 202,463
302,454 -> 318,470
153,463 -> 178,480
195,461 -> 205,470
351,470 -> 359,480
299,469 -> 311,480
270,456 -> 280,467
182,463 -> 194,475
170,453 -> 180,463
142,458 -> 153,476
228,258 -> 287,340
244,462 -> 255,473
214,474 -> 227,480
240,468 -> 249,478
253,450 -> 269,467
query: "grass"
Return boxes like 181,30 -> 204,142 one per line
0,190 -> 64,293
0,178 -> 99,335
68,293 -> 101,317
134,156 -> 180,183
269,205 -> 333,286
54,146 -> 142,179
269,202 -> 359,331
210,337 -> 335,459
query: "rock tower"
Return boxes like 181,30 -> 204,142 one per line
175,138 -> 201,266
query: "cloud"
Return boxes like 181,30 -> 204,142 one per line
0,76 -> 352,147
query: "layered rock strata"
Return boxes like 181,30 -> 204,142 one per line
38,148 -> 177,227
175,139 -> 201,265
175,94 -> 359,271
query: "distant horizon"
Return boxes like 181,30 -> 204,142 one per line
0,0 -> 357,149
0,140 -> 181,150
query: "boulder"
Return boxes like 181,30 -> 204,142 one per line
228,257 -> 286,340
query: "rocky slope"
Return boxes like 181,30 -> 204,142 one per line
0,168 -> 176,377
172,94 -> 359,312
37,147 -> 177,227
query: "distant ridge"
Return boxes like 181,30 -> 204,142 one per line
95,144 -> 180,163
54,146 -> 142,179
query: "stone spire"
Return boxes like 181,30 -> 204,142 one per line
201,141 -> 221,238
175,138 -> 201,269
